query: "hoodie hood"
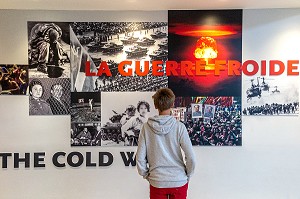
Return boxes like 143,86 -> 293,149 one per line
147,115 -> 176,135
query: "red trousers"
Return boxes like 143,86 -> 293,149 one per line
150,183 -> 188,199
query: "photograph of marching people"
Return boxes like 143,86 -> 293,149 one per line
70,22 -> 168,92
70,92 -> 101,123
101,92 -> 157,146
172,96 -> 242,146
243,75 -> 299,116
0,64 -> 28,95
28,22 -> 71,78
168,10 -> 242,97
71,122 -> 102,146
29,78 -> 70,115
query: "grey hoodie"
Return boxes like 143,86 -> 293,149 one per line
136,115 -> 196,188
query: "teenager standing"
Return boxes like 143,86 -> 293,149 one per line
137,88 -> 196,199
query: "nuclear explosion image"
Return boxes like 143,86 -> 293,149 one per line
168,10 -> 243,97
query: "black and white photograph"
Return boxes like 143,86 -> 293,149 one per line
71,122 -> 102,146
70,22 -> 168,92
191,103 -> 203,118
28,22 -> 71,78
173,96 -> 242,146
0,64 -> 28,95
71,92 -> 101,122
29,78 -> 71,115
101,92 -> 157,146
242,75 -> 299,116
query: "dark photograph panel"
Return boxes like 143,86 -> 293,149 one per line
71,122 -> 101,146
70,22 -> 168,92
0,64 -> 28,95
28,22 -> 71,78
172,96 -> 242,146
168,10 -> 242,97
71,92 -> 101,122
29,78 -> 71,115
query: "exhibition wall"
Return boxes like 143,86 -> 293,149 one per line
1,9 -> 300,199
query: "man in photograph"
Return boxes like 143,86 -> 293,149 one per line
92,125 -> 102,146
192,104 -> 202,118
28,23 -> 67,73
76,127 -> 92,145
29,79 -> 52,115
47,83 -> 69,115
204,105 -> 214,119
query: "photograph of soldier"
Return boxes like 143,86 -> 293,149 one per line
29,78 -> 71,116
101,92 -> 157,146
0,65 -> 28,95
70,92 -> 101,123
243,75 -> 299,116
29,79 -> 52,115
204,105 -> 215,119
191,103 -> 202,118
28,22 -> 70,78
71,122 -> 101,146
70,22 -> 168,92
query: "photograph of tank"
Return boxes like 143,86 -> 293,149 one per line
0,64 -> 28,95
28,22 -> 71,79
70,92 -> 101,123
172,96 -> 242,146
101,92 -> 157,146
70,22 -> 168,92
71,122 -> 101,146
29,78 -> 70,115
242,75 -> 299,116
168,10 -> 242,97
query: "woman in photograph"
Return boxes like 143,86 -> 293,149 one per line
121,100 -> 150,146
29,79 -> 53,115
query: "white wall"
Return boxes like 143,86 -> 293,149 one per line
1,9 -> 300,199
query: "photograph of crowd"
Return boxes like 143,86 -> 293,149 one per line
172,96 -> 242,146
29,78 -> 70,115
71,92 -> 101,123
70,22 -> 168,92
71,122 -> 102,146
101,92 -> 157,146
28,22 -> 71,78
0,64 -> 28,95
243,76 -> 299,116
168,10 -> 242,97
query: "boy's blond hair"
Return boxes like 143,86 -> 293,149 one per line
152,88 -> 175,112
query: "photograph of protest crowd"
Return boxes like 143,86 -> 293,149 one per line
172,96 -> 242,146
0,64 -> 28,95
